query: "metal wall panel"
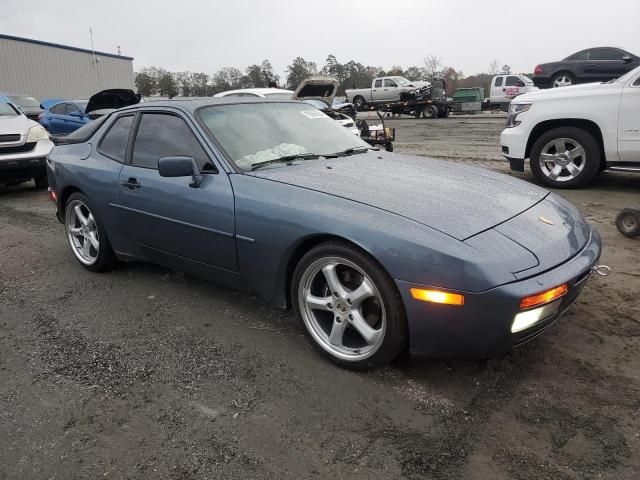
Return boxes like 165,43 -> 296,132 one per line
0,37 -> 135,100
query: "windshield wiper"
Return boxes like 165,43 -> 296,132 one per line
325,146 -> 376,158
250,153 -> 320,171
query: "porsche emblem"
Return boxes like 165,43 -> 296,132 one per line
539,216 -> 554,225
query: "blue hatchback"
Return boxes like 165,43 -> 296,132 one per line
39,100 -> 90,135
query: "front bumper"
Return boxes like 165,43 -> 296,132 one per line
397,228 -> 602,358
0,138 -> 53,181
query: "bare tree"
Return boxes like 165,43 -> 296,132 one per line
424,54 -> 443,81
488,59 -> 500,75
501,64 -> 512,75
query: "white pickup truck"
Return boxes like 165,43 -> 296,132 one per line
345,76 -> 429,110
500,65 -> 640,188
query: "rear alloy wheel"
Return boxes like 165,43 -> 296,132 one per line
530,127 -> 601,188
551,72 -> 575,88
292,242 -> 407,369
422,105 -> 438,119
65,192 -> 116,272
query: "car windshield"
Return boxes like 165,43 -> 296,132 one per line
8,95 -> 40,108
75,100 -> 89,112
392,77 -> 411,86
0,101 -> 19,116
197,102 -> 370,171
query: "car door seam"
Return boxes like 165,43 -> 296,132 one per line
108,202 -> 234,238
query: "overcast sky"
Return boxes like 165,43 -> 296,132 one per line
3,0 -> 639,79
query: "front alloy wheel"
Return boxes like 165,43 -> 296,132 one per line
538,138 -> 586,183
292,242 -> 407,369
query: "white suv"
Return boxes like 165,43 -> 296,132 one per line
500,66 -> 640,188
0,99 -> 53,188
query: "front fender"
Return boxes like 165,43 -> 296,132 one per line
230,175 -> 516,308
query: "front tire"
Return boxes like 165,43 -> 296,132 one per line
64,192 -> 116,272
291,241 -> 407,369
529,127 -> 601,188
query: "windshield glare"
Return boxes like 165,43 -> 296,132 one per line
198,102 -> 369,171
263,92 -> 295,99
0,102 -> 19,116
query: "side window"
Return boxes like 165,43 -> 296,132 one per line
506,76 -> 524,87
50,103 -> 66,115
633,77 -> 640,87
131,113 -> 213,171
67,104 -> 82,115
374,79 -> 382,88
590,48 -> 623,61
98,115 -> 134,163
384,79 -> 398,87
494,77 -> 503,87
570,50 -> 589,61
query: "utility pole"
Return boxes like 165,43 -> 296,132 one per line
90,26 -> 102,90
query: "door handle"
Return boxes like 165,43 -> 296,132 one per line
121,178 -> 141,189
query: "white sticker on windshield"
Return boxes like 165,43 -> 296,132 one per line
300,110 -> 326,119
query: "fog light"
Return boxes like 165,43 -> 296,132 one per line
511,300 -> 561,333
410,288 -> 464,306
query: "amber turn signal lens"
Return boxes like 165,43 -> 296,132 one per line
410,288 -> 464,306
520,284 -> 568,310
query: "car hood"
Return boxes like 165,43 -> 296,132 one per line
293,76 -> 338,108
514,82 -> 610,102
248,153 -> 548,240
0,113 -> 34,135
85,89 -> 141,114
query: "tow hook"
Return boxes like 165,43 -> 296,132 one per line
591,265 -> 611,277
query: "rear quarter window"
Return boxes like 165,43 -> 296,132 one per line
97,115 -> 134,163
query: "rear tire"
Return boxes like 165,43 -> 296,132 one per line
64,192 -> 116,272
529,126 -> 601,188
291,241 -> 407,370
353,96 -> 366,110
422,105 -> 438,119
551,72 -> 575,88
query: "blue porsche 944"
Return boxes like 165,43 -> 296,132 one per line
46,96 -> 605,369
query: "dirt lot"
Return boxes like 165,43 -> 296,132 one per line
1,114 -> 639,479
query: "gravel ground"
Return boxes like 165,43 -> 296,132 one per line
1,114 -> 639,479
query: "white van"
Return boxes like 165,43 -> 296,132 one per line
489,74 -> 538,111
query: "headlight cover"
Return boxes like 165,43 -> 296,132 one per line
506,103 -> 532,128
26,124 -> 49,142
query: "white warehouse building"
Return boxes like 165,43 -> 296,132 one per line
0,34 -> 135,100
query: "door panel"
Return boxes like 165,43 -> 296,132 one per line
618,80 -> 640,162
116,112 -> 238,274
117,167 -> 237,272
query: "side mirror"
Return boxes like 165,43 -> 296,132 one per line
622,55 -> 632,64
158,156 -> 203,188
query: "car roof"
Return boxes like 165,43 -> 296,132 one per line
214,88 -> 294,97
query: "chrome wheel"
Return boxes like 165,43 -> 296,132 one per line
553,75 -> 573,87
66,199 -> 100,265
539,138 -> 586,182
298,256 -> 386,362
